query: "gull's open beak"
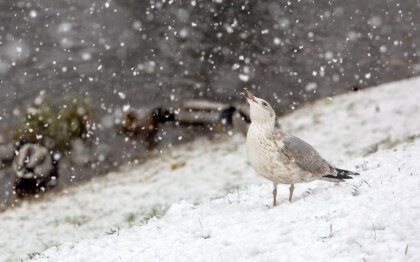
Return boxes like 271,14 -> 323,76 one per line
242,88 -> 257,103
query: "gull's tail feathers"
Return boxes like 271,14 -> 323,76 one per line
322,168 -> 360,182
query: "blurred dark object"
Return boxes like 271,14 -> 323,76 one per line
12,143 -> 57,197
57,138 -> 112,183
2,95 -> 96,200
122,100 -> 251,141
123,107 -> 174,136
1,0 -> 418,129
175,100 -> 226,125
227,104 -> 251,136
0,135 -> 14,165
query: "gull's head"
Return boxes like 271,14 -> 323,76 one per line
243,89 -> 275,127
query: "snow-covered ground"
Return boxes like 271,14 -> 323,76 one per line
1,77 -> 420,262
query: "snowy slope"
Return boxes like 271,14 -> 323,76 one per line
34,140 -> 420,262
0,137 -> 265,262
1,77 -> 420,262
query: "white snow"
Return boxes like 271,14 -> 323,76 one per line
304,82 -> 317,92
137,61 -> 156,74
36,142 -> 420,261
132,21 -> 142,31
1,77 -> 420,261
2,41 -> 31,62
239,74 -> 249,82
57,22 -> 72,33
81,52 -> 92,61
379,45 -> 388,53
367,16 -> 383,28
29,10 -> 37,18
117,92 -> 126,100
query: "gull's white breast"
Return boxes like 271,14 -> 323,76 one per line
246,125 -> 309,184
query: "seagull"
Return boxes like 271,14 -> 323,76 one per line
244,89 -> 359,206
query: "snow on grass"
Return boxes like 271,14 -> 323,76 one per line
33,140 -> 420,261
1,77 -> 420,261
0,137 -> 264,262
280,77 -> 420,162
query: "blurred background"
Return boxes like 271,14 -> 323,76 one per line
0,0 -> 419,207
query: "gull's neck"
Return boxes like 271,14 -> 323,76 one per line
249,118 -> 275,136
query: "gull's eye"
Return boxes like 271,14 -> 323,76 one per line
262,102 -> 268,107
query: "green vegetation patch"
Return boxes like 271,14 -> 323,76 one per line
363,134 -> 420,156
9,95 -> 93,152
139,205 -> 168,225
49,215 -> 91,227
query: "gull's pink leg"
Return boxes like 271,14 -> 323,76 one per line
289,184 -> 295,202
273,184 -> 277,206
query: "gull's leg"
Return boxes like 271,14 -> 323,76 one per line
289,184 -> 295,202
273,184 -> 277,207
